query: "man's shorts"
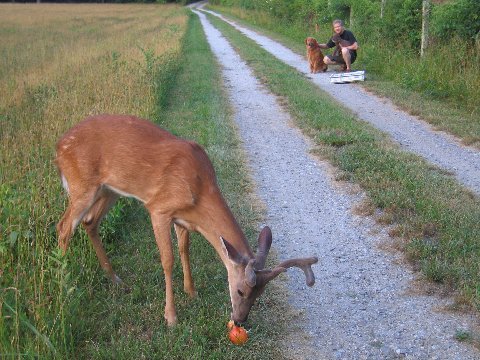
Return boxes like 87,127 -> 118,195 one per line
327,50 -> 357,64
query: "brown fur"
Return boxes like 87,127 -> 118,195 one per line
305,37 -> 327,73
55,114 -> 318,326
332,34 -> 351,57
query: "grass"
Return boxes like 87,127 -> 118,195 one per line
2,2 -> 478,357
1,4 -> 291,358
206,5 -> 480,149
360,79 -> 480,148
204,12 -> 480,312
0,3 -> 188,357
76,11 -> 289,359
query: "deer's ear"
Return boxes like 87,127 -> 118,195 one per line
220,237 -> 248,266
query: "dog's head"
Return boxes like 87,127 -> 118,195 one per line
305,37 -> 319,48
332,34 -> 341,45
332,34 -> 350,48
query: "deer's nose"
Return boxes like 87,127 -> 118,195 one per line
231,313 -> 247,325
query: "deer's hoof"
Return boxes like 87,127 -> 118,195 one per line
112,274 -> 123,284
165,315 -> 178,327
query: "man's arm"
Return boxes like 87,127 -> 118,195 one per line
319,38 -> 335,50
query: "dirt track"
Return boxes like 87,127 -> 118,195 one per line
191,3 -> 479,359
198,5 -> 480,197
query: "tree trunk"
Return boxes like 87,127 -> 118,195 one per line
349,5 -> 353,28
421,0 -> 430,57
381,0 -> 386,18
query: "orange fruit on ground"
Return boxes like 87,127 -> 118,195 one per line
228,325 -> 248,345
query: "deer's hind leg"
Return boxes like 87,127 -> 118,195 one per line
81,188 -> 121,283
57,186 -> 101,255
174,223 -> 196,298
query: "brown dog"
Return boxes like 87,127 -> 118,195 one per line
331,34 -> 351,57
305,37 -> 327,73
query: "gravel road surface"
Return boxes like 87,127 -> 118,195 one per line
199,6 -> 480,197
192,4 -> 480,359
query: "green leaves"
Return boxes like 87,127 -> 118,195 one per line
432,0 -> 480,41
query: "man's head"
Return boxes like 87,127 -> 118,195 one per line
332,19 -> 344,35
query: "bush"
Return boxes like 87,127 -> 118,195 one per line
380,0 -> 422,50
431,0 -> 480,42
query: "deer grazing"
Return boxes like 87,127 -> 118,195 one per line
56,114 -> 318,326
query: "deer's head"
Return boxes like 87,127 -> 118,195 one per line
221,226 -> 318,324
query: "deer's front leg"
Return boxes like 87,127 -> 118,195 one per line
150,212 -> 177,326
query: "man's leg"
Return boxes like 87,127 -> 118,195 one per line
323,55 -> 336,66
324,55 -> 346,71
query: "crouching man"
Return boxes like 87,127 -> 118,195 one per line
319,19 -> 358,72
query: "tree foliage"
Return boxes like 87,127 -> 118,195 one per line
431,0 -> 480,41
210,0 -> 479,49
380,0 -> 423,48
13,0 -> 197,3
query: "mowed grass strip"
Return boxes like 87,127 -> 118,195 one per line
207,5 -> 480,149
0,4 -> 187,357
76,11 -> 290,360
206,14 -> 480,310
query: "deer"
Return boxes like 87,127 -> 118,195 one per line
55,114 -> 318,326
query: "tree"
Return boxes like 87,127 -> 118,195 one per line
421,0 -> 430,56
381,0 -> 386,18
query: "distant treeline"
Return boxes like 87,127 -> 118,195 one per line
209,0 -> 480,48
1,0 -> 198,3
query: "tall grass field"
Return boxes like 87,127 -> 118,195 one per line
0,4 -> 188,357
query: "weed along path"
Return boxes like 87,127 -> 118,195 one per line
197,6 -> 480,197
190,4 -> 480,360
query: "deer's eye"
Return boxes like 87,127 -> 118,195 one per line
237,290 -> 244,297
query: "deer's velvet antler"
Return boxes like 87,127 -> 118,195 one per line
244,226 -> 318,288
275,257 -> 318,287
255,226 -> 273,270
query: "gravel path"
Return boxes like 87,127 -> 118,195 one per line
198,6 -> 480,197
191,4 -> 480,359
